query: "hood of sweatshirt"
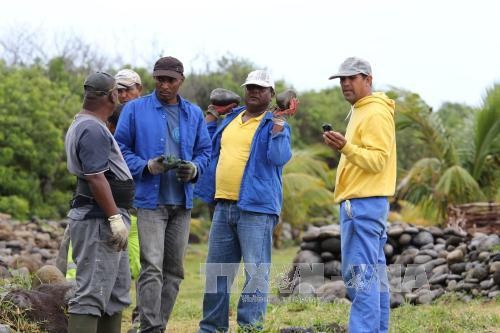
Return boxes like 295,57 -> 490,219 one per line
354,92 -> 395,117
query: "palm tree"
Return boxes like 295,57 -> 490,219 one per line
274,145 -> 337,247
394,85 -> 500,223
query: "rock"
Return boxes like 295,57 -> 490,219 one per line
414,255 -> 433,265
398,234 -> 412,246
471,265 -> 489,281
480,279 -> 494,290
476,235 -> 500,252
447,249 -> 464,265
420,243 -> 435,250
478,251 -> 491,263
491,263 -> 500,286
428,227 -> 444,238
318,224 -> 340,238
449,262 -> 467,274
419,249 -> 438,258
10,254 -> 43,273
422,258 -> 447,273
209,88 -> 241,106
32,265 -> 66,288
431,264 -> 449,276
293,250 -> 322,265
413,231 -> 434,247
302,227 -> 320,242
321,237 -> 341,254
276,89 -> 298,110
445,236 -> 463,247
300,241 -> 321,252
324,260 -> 342,278
446,274 -> 462,281
384,243 -> 394,258
404,226 -> 419,234
292,282 -> 316,298
0,265 -> 11,278
316,280 -> 347,300
443,227 -> 467,238
390,292 -> 405,308
417,288 -> 443,304
388,226 -> 404,238
320,252 -> 335,262
428,273 -> 448,285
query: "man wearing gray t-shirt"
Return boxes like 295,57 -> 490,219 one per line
65,72 -> 133,333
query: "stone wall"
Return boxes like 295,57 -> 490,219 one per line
281,222 -> 500,307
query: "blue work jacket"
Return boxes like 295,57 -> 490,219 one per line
195,106 -> 292,215
114,91 -> 211,209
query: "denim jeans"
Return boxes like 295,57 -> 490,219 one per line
340,197 -> 390,333
137,206 -> 191,333
199,201 -> 277,333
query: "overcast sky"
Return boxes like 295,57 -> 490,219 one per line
1,0 -> 499,109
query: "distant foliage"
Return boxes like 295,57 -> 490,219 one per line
0,35 -> 497,222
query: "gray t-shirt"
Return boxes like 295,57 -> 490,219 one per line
159,103 -> 185,205
65,113 -> 132,180
65,113 -> 132,220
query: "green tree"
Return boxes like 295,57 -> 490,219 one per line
0,61 -> 80,218
394,85 -> 500,222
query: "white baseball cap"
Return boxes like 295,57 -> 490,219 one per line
241,70 -> 275,90
115,69 -> 142,88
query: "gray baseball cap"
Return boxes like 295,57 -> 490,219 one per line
328,57 -> 372,80
84,72 -> 117,95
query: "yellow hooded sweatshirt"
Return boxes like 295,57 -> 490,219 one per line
334,92 -> 396,203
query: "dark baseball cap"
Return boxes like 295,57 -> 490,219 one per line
153,56 -> 184,80
84,72 -> 117,95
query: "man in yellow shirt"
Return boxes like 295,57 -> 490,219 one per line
323,57 -> 396,333
196,70 -> 298,332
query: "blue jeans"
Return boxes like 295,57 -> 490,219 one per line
340,197 -> 390,333
137,206 -> 191,333
199,201 -> 277,333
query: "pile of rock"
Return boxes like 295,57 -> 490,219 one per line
0,213 -> 66,279
281,222 -> 500,307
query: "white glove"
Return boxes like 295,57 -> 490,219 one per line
108,214 -> 129,251
147,156 -> 166,175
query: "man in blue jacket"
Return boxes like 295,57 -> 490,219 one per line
196,70 -> 298,332
114,56 -> 211,333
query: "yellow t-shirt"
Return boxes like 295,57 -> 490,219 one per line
215,111 -> 266,200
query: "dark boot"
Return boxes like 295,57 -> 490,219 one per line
97,312 -> 122,333
68,313 -> 98,333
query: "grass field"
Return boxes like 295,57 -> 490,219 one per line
123,244 -> 500,333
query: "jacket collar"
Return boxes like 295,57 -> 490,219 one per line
151,90 -> 188,114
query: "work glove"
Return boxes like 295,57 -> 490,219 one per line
147,156 -> 166,175
206,103 -> 237,119
273,98 -> 299,126
176,161 -> 197,182
108,214 -> 129,251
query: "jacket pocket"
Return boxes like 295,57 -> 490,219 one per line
244,176 -> 273,205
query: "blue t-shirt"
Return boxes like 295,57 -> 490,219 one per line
158,103 -> 185,205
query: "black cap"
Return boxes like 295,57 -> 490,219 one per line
153,56 -> 184,79
84,72 -> 116,95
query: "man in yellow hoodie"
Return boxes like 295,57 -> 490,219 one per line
323,57 -> 396,333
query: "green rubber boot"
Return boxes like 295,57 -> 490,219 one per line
97,312 -> 122,333
68,314 -> 98,333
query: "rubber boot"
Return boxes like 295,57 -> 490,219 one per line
68,313 -> 98,333
97,312 -> 122,333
